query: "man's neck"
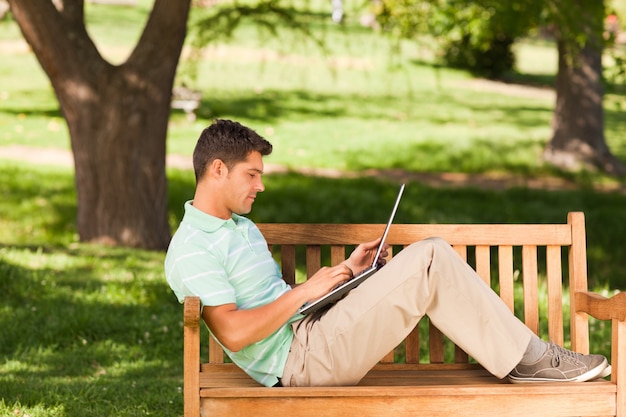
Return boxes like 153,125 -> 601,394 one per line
192,188 -> 232,220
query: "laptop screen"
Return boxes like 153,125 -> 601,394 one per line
371,183 -> 405,267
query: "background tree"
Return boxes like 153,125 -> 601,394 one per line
543,0 -> 626,175
8,0 -> 192,249
374,0 -> 626,176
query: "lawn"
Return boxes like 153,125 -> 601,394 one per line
1,2 -> 626,417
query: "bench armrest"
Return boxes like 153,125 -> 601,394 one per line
184,296 -> 202,327
576,290 -> 626,396
575,291 -> 626,321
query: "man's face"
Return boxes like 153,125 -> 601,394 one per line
222,151 -> 265,215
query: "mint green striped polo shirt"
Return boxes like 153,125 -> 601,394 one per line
165,201 -> 301,387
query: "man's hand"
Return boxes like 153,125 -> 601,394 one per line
343,237 -> 389,274
298,263 -> 354,301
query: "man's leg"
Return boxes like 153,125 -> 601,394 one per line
281,237 -> 533,386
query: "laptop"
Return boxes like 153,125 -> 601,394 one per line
298,183 -> 405,315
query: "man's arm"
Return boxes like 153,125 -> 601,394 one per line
202,263 -> 353,352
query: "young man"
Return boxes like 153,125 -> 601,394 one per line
165,119 -> 610,388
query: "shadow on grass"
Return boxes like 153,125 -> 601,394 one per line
0,106 -> 63,118
499,71 -> 556,89
194,87 -> 554,125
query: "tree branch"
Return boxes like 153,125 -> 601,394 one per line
127,0 -> 191,78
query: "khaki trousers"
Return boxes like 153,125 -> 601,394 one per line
281,237 -> 534,386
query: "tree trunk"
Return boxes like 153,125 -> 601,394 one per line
544,3 -> 626,176
67,67 -> 173,249
9,0 -> 192,249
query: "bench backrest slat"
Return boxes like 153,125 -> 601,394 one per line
498,245 -> 515,312
547,245 -> 565,345
209,337 -> 224,364
203,213 -> 588,366
281,245 -> 296,286
405,326 -> 421,364
306,246 -> 321,279
475,245 -> 491,285
523,245 -> 540,334
259,224 -> 573,246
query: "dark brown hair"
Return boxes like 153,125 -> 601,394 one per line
193,119 -> 273,183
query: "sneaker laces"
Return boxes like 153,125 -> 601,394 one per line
549,342 -> 582,368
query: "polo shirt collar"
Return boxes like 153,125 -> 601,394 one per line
182,200 -> 248,233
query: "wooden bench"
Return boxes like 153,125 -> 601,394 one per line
183,212 -> 626,417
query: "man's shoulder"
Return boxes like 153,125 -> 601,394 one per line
164,225 -> 223,282
165,223 -> 211,264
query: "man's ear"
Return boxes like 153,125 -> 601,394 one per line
208,159 -> 228,178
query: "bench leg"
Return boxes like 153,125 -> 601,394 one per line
614,319 -> 625,417
184,297 -> 201,417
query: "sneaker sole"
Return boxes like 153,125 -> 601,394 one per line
508,358 -> 608,384
597,364 -> 612,379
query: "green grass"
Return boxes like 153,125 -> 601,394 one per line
1,2 -> 626,416
0,240 -> 182,417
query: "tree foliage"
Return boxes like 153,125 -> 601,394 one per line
375,0 -> 543,77
190,0 -> 322,44
177,0 -> 330,86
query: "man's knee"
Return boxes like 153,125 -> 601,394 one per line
406,236 -> 450,253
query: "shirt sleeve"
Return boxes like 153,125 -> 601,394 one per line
166,243 -> 237,307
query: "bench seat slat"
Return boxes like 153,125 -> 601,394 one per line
199,364 -> 616,395
199,389 -> 616,417
200,381 -> 616,398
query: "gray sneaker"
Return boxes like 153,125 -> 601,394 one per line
508,342 -> 608,383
